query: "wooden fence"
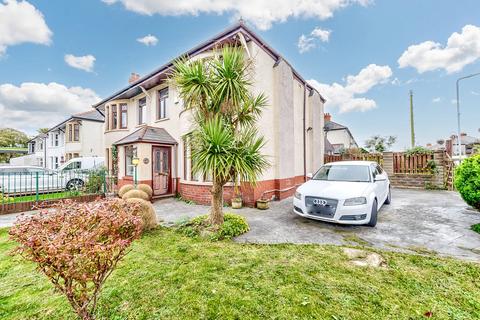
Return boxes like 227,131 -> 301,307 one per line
324,153 -> 383,165
392,152 -> 433,174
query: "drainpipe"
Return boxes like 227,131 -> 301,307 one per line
303,83 -> 307,181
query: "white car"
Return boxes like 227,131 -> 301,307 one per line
293,161 -> 391,227
0,157 -> 105,195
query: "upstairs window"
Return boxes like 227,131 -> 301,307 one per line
105,105 -> 110,130
157,88 -> 168,120
54,133 -> 59,147
112,104 -> 118,129
73,124 -> 80,141
138,97 -> 147,124
68,124 -> 73,140
120,103 -> 128,128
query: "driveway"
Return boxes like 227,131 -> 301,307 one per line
153,189 -> 480,261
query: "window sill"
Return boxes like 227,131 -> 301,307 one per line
155,118 -> 169,123
105,129 -> 130,133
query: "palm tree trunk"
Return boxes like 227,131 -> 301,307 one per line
210,180 -> 224,226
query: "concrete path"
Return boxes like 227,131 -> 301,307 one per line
153,189 -> 480,261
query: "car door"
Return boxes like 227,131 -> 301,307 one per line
0,168 -> 28,195
370,164 -> 385,206
373,164 -> 388,202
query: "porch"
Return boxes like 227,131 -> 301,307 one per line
114,126 -> 178,198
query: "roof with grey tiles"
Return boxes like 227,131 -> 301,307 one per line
72,109 -> 104,122
114,126 -> 177,145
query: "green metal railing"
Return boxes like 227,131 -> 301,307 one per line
0,168 -> 111,206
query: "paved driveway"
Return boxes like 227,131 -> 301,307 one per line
154,189 -> 480,261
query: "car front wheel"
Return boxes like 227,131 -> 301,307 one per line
66,179 -> 84,191
366,199 -> 378,227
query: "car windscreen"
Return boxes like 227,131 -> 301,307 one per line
313,165 -> 371,182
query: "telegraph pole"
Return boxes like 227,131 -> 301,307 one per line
409,90 -> 415,148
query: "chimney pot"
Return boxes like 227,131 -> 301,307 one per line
324,113 -> 332,122
129,72 -> 140,84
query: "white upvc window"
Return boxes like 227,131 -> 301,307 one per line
138,98 -> 147,125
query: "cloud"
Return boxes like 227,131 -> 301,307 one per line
64,54 -> 96,72
0,82 -> 101,134
472,90 -> 480,96
298,34 -> 316,53
308,64 -> 392,113
398,24 -> 480,74
311,27 -> 331,42
0,0 -> 52,56
102,0 -> 371,30
137,34 -> 158,46
432,97 -> 441,103
298,26 -> 331,53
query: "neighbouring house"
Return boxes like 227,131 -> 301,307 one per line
10,110 -> 105,169
445,133 -> 480,158
46,124 -> 66,169
324,113 -> 358,154
11,134 -> 47,167
64,110 -> 105,161
94,21 -> 325,206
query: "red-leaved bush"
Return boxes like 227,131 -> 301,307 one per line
9,199 -> 143,320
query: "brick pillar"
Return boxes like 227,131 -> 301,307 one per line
433,150 -> 445,188
383,152 -> 394,176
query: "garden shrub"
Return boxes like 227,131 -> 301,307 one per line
8,199 -> 143,320
472,223 -> 480,234
177,213 -> 249,241
455,154 -> 480,210
122,189 -> 150,201
126,198 -> 158,231
85,167 -> 106,194
118,184 -> 135,198
137,184 -> 153,199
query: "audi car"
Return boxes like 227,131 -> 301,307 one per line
293,161 -> 391,227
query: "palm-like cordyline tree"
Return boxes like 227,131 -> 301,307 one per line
172,46 -> 269,226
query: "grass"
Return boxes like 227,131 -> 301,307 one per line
472,223 -> 480,234
1,191 -> 82,204
1,227 -> 480,319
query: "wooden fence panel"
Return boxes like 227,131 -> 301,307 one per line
393,152 -> 433,174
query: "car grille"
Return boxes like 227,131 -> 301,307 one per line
304,196 -> 338,218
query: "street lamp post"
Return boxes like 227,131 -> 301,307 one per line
132,157 -> 140,187
456,72 -> 480,161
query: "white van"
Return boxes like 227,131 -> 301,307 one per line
58,157 -> 105,172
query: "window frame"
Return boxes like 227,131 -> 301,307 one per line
138,97 -> 146,125
125,145 -> 137,176
73,123 -> 80,142
157,88 -> 168,120
111,104 -> 118,130
120,103 -> 128,129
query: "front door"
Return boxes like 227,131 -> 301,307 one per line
152,147 -> 170,196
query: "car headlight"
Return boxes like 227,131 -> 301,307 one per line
294,191 -> 302,200
344,197 -> 367,206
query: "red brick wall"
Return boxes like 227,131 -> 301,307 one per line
178,175 -> 305,207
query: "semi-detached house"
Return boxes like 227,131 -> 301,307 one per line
94,22 -> 326,206
16,110 -> 105,169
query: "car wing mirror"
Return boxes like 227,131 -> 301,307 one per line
306,173 -> 313,179
374,175 -> 386,181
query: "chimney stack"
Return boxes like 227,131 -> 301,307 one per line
129,72 -> 140,84
324,113 -> 332,122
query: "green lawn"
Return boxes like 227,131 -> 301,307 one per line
1,227 -> 479,319
2,191 -> 82,204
